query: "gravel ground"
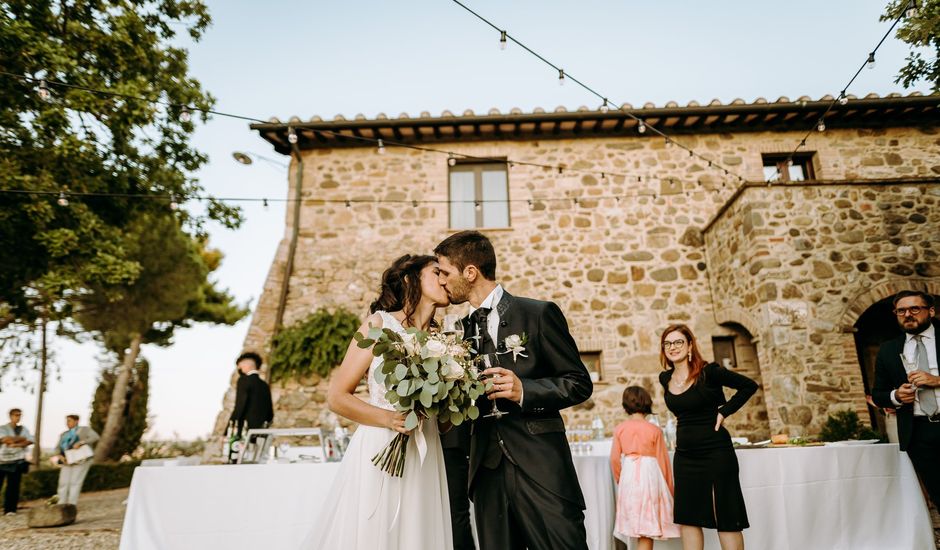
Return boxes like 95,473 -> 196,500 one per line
0,488 -> 126,550
0,487 -> 936,549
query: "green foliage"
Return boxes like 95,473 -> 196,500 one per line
819,409 -> 884,442
90,358 -> 150,461
19,461 -> 141,502
0,0 -> 240,335
882,0 -> 940,91
269,308 -> 361,382
131,438 -> 206,460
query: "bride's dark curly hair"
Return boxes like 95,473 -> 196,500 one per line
369,254 -> 438,328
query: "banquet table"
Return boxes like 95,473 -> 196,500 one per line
120,443 -> 934,550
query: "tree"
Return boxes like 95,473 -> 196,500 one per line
0,1 -> 240,331
90,357 -> 150,461
883,0 -> 940,91
76,213 -> 247,461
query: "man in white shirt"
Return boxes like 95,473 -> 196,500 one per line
872,290 -> 940,508
0,408 -> 33,515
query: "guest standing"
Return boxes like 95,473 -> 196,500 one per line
54,415 -> 99,505
230,351 -> 274,436
658,324 -> 757,550
0,409 -> 33,516
871,290 -> 940,508
610,386 -> 680,549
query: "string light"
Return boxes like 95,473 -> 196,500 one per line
474,201 -> 482,211
637,120 -> 646,134
867,52 -> 876,70
287,127 -> 298,144
558,69 -> 565,86
906,0 -> 918,18
56,192 -> 69,206
527,199 -> 534,210
169,198 -> 179,210
447,154 -> 457,166
411,200 -> 418,208
600,172 -> 607,183
599,98 -> 609,113
179,106 -> 192,123
263,198 -> 269,210
37,79 -> 51,102
377,138 -> 386,154
499,30 -> 507,50
817,120 -> 826,132
345,200 -> 351,209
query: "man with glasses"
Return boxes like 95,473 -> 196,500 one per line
872,290 -> 940,508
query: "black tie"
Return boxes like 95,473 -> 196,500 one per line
470,307 -> 494,355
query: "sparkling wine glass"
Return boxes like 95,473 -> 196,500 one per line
481,354 -> 505,419
442,313 -> 464,341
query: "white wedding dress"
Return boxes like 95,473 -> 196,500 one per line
301,311 -> 454,550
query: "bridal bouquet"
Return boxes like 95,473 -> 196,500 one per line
355,325 -> 487,477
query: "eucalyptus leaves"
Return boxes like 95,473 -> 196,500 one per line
355,325 -> 486,476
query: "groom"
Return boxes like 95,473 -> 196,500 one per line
435,230 -> 592,550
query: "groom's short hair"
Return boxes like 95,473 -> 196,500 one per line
434,230 -> 497,280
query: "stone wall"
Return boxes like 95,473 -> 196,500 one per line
208,123 -> 940,457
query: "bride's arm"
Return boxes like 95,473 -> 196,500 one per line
327,315 -> 409,433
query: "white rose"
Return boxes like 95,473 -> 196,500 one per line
400,332 -> 420,355
448,344 -> 467,358
505,334 -> 522,349
424,339 -> 448,358
442,359 -> 466,381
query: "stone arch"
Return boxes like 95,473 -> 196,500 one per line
712,306 -> 761,341
715,321 -> 770,441
839,278 -> 940,328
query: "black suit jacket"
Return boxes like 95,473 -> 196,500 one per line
872,321 -> 939,451
230,373 -> 274,433
465,291 -> 593,508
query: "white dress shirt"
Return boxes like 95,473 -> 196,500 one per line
891,323 -> 939,415
469,284 -> 525,405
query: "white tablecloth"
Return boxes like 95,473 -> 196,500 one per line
121,444 -> 934,550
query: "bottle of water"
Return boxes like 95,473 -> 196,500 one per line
591,415 -> 605,440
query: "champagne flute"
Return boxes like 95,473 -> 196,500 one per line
481,354 -> 505,419
442,313 -> 464,342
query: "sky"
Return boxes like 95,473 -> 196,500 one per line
1,0 -> 932,449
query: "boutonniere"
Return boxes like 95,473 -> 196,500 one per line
500,333 -> 529,362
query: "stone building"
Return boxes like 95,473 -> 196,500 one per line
209,93 -> 939,455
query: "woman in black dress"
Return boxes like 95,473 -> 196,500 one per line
658,324 -> 757,550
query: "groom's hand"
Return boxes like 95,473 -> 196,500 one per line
483,367 -> 523,403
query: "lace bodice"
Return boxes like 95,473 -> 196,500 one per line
367,311 -> 406,411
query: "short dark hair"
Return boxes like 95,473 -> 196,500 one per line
236,351 -> 263,369
622,386 -> 653,415
9,408 -> 21,416
433,230 -> 497,280
66,415 -> 79,422
892,290 -> 934,309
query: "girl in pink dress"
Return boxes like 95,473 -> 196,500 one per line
610,386 -> 680,549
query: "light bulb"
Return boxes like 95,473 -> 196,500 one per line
447,155 -> 457,167
263,198 -> 269,210
377,138 -> 385,154
599,99 -> 609,113
169,200 -> 179,210
412,200 -> 418,208
179,107 -> 192,123
57,192 -> 69,206
817,120 -> 826,132
474,201 -> 482,212
906,0 -> 917,18
787,159 -> 794,167
558,69 -> 565,86
839,94 -> 848,106
38,80 -> 51,102
637,120 -> 646,134
345,200 -> 351,209
527,199 -> 534,210
600,172 -> 607,183
867,52 -> 875,70
287,128 -> 298,144
499,30 -> 507,50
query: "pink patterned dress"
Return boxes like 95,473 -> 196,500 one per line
610,418 -> 681,542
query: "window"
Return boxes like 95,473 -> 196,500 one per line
762,153 -> 815,183
712,336 -> 737,370
580,351 -> 602,383
449,162 -> 509,229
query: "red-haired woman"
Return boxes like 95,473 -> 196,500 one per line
658,324 -> 757,550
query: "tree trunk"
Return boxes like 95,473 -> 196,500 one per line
94,333 -> 141,462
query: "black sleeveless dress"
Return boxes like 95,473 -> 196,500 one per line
660,363 -> 758,532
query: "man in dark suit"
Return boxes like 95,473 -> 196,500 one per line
230,351 -> 274,436
872,290 -> 940,508
435,230 -> 593,550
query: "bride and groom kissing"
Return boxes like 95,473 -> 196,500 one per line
304,230 -> 594,550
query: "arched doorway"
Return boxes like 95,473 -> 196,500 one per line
715,322 -> 769,441
853,293 -> 940,434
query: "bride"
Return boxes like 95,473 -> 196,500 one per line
301,254 -> 454,550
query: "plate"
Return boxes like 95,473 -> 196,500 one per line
824,439 -> 880,447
